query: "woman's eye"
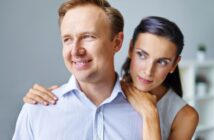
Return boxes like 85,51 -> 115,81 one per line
136,51 -> 146,59
158,60 -> 168,66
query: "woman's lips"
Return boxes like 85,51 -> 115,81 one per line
137,75 -> 153,84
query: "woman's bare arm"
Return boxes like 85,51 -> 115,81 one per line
121,81 -> 161,140
168,105 -> 199,140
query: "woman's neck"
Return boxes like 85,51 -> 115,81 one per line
150,85 -> 169,101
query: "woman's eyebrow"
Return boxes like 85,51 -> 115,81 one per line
136,48 -> 148,55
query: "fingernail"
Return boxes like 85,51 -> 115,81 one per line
54,97 -> 58,100
44,102 -> 48,106
51,100 -> 56,104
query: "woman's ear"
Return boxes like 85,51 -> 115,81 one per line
128,39 -> 134,58
170,56 -> 181,73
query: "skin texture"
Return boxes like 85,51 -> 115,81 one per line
129,33 -> 179,95
60,4 -> 123,105
24,4 -> 124,106
22,8 -> 198,140
121,81 -> 161,140
122,33 -> 199,140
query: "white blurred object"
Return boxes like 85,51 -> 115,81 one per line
196,82 -> 207,97
197,51 -> 206,62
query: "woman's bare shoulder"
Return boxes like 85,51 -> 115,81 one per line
169,105 -> 199,140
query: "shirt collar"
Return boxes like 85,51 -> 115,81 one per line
54,75 -> 79,97
99,74 -> 126,105
55,74 -> 126,100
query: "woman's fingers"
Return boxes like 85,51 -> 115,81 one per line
33,84 -> 58,102
23,96 -> 37,104
23,84 -> 58,105
24,88 -> 49,105
48,85 -> 59,91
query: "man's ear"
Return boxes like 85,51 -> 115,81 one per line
113,32 -> 124,53
128,39 -> 134,58
170,56 -> 181,73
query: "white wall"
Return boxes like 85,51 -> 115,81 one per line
0,0 -> 214,139
110,0 -> 214,71
0,1 -> 68,139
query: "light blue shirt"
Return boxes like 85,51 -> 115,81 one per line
13,75 -> 142,140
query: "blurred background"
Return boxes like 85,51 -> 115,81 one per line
1,0 -> 214,139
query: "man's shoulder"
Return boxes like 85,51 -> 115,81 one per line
51,81 -> 75,98
21,82 -> 76,116
22,102 -> 55,115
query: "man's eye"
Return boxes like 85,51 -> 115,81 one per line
63,38 -> 71,43
82,35 -> 95,40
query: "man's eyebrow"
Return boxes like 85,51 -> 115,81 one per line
79,31 -> 97,36
61,34 -> 71,38
61,31 -> 97,38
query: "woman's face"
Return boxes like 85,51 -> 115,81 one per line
129,33 -> 180,93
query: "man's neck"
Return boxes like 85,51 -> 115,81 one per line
78,73 -> 117,106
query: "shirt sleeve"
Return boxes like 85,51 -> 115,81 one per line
12,104 -> 34,140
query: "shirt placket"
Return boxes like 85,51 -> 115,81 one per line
93,107 -> 104,140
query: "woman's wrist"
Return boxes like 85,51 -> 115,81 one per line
142,108 -> 161,140
140,106 -> 158,118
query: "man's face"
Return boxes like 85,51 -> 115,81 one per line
60,4 -> 122,84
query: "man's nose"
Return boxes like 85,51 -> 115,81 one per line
71,41 -> 86,56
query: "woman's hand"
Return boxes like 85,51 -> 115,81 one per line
121,81 -> 161,140
23,84 -> 59,105
121,81 -> 158,117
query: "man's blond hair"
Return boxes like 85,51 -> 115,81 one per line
58,0 -> 124,38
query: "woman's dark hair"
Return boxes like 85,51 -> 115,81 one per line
121,16 -> 184,97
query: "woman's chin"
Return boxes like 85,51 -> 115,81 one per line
135,85 -> 151,92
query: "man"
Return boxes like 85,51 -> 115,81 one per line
13,0 -> 142,139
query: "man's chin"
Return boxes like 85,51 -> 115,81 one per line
75,73 -> 95,83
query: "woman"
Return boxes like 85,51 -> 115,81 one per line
23,16 -> 199,140
120,16 -> 199,140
